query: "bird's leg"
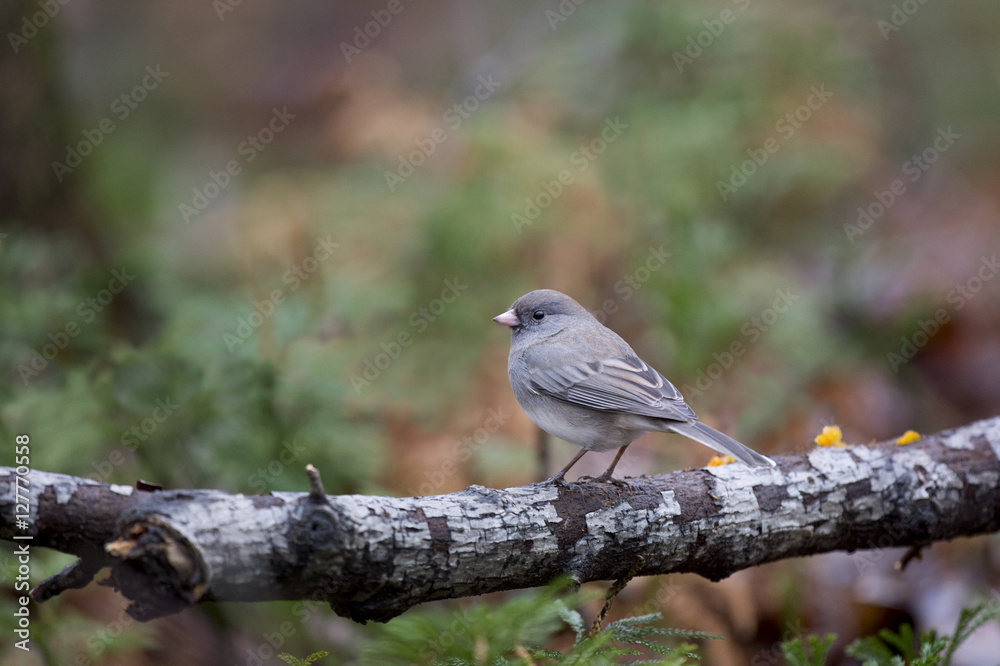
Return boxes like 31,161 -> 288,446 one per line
596,445 -> 630,482
545,448 -> 590,484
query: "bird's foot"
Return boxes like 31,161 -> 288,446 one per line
595,473 -> 632,487
544,472 -> 567,485
544,474 -> 587,492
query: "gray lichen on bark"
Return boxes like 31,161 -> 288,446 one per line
2,416 -> 999,622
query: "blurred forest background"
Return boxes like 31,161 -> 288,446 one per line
3,1 -> 1000,664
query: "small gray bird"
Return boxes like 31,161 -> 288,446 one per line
494,289 -> 775,482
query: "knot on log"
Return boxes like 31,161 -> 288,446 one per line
107,518 -> 206,621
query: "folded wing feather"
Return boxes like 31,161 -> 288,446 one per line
527,354 -> 697,422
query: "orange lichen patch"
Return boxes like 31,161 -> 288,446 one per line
814,425 -> 845,448
707,455 -> 736,467
896,430 -> 921,445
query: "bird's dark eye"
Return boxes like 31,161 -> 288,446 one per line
532,310 -> 545,320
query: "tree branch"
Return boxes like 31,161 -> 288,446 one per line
3,417 -> 999,623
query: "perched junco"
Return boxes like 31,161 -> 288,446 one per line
494,289 -> 775,482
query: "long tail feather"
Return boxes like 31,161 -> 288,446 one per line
669,421 -> 776,468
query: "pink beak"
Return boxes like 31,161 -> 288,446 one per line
493,308 -> 520,327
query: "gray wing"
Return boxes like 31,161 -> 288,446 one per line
526,354 -> 697,422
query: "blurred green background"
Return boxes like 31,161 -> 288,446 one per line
2,1 -> 1000,664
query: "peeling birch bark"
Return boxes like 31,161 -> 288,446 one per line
2,417 -> 999,623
